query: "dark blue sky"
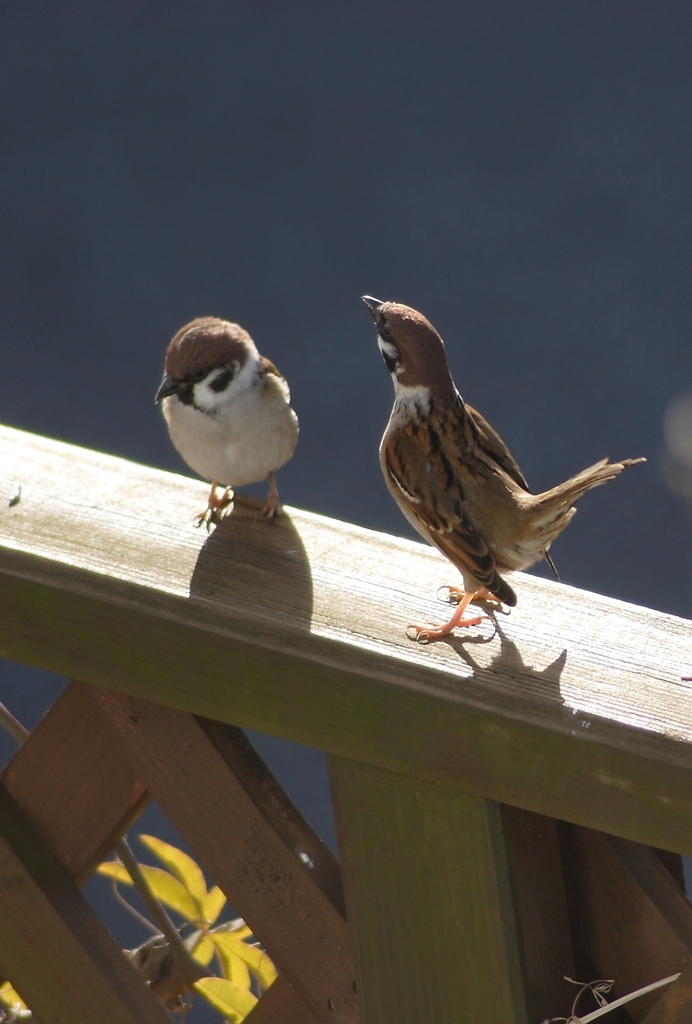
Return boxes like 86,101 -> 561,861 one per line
2,1 -> 691,614
1,5 -> 691,1014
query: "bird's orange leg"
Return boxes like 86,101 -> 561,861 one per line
256,471 -> 280,524
408,589 -> 486,643
194,481 -> 234,531
441,585 -> 503,609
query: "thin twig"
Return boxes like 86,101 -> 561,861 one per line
110,876 -> 161,935
0,703 -> 30,745
115,838 -> 207,984
578,973 -> 680,1022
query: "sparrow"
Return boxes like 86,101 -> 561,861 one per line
363,296 -> 646,642
155,317 -> 299,528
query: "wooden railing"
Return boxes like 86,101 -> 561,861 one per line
0,422 -> 691,1024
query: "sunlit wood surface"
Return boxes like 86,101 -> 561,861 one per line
1,423 -> 691,854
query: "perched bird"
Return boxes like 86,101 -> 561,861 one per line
363,296 -> 645,642
156,317 -> 298,528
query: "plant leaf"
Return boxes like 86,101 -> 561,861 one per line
201,884 -> 227,924
209,934 -> 251,990
194,977 -> 258,1021
213,918 -> 253,941
188,931 -> 216,966
212,931 -> 277,991
0,980 -> 29,1014
139,834 -> 208,908
97,860 -> 200,921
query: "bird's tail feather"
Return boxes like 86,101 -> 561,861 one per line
534,456 -> 646,516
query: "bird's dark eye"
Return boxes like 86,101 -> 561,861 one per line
381,322 -> 393,340
191,368 -> 207,382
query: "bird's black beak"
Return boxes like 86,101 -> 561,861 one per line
155,373 -> 182,404
362,295 -> 387,331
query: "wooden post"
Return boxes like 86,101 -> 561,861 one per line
329,756 -> 527,1024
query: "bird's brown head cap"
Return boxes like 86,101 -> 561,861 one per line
362,298 -> 456,397
165,317 -> 255,381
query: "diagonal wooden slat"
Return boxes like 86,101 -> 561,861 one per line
244,972 -> 321,1024
90,685 -> 359,1024
0,782 -> 172,1024
196,716 -> 345,918
561,824 -> 692,1021
2,681 -> 148,884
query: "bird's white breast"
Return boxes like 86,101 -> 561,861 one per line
162,372 -> 298,487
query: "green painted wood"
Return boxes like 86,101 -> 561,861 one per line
0,783 -> 172,1024
2,425 -> 692,854
328,755 -> 528,1024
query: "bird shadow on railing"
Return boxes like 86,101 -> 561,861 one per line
187,496 -> 314,636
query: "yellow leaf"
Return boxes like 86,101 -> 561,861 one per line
214,918 -> 252,941
194,977 -> 257,1021
97,860 -> 200,921
209,934 -> 251,990
201,884 -> 227,924
188,932 -> 216,966
97,861 -> 133,883
139,834 -> 208,908
212,931 -> 277,991
0,980 -> 28,1013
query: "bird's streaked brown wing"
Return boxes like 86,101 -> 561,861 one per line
466,404 -> 530,491
383,426 -> 516,605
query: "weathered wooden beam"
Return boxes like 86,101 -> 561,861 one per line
561,825 -> 692,1021
2,681 -> 148,884
0,783 -> 172,1024
91,687 -> 359,1024
329,755 -> 528,1024
1,425 -> 692,852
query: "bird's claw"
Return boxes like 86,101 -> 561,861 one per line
194,486 -> 234,531
407,616 -> 486,644
256,501 -> 279,524
437,585 -> 503,610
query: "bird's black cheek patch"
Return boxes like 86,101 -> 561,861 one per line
209,366 -> 235,392
381,349 -> 398,374
177,388 -> 194,406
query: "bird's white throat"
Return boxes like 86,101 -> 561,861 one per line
392,382 -> 432,421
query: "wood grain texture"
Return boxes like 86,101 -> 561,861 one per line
91,687 -> 358,1024
0,783 -> 171,1024
2,681 -> 148,884
1,426 -> 692,851
561,825 -> 692,1021
329,755 -> 527,1024
196,716 -> 345,918
244,973 -> 321,1024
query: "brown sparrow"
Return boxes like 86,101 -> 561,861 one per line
156,317 -> 298,527
363,296 -> 646,642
